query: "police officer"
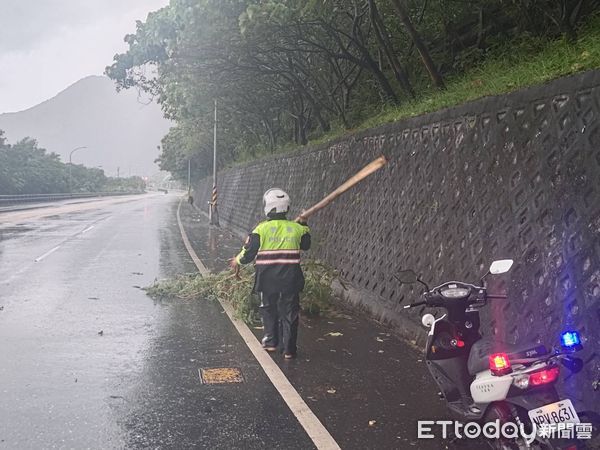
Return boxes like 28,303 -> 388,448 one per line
229,188 -> 310,359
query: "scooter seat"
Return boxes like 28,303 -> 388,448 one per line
467,338 -> 548,375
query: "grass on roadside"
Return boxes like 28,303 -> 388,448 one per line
358,15 -> 600,131
144,259 -> 337,324
230,15 -> 600,160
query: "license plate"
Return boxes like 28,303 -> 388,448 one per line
528,399 -> 580,426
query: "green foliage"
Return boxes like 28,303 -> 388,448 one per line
144,260 -> 337,324
358,14 -> 600,130
106,0 -> 599,182
0,131 -> 146,195
102,176 -> 146,193
301,260 -> 337,315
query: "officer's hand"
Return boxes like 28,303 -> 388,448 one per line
228,257 -> 238,271
229,258 -> 241,279
297,211 -> 308,225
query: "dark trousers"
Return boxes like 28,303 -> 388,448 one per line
259,292 -> 300,355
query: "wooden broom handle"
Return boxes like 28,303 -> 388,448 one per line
295,155 -> 388,222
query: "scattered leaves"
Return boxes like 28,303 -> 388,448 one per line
144,260 -> 337,324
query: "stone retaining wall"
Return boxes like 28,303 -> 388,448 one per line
196,70 -> 600,414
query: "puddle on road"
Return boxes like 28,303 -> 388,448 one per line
0,225 -> 35,241
0,225 -> 34,234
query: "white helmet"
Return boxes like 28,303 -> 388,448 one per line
263,188 -> 290,216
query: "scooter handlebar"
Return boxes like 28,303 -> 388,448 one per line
403,300 -> 427,309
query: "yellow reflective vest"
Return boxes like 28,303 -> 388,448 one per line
236,217 -> 310,294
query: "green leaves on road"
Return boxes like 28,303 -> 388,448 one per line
144,260 -> 337,324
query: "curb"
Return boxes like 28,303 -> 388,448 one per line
176,198 -> 341,450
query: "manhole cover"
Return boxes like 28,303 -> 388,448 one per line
199,367 -> 244,384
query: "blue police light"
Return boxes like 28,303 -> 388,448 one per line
560,331 -> 582,351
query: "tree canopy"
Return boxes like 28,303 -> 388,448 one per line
106,0 -> 598,181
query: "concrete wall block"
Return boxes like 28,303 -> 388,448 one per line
196,70 -> 600,414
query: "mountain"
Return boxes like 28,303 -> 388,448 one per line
0,76 -> 171,176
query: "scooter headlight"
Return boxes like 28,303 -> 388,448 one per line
441,287 -> 470,298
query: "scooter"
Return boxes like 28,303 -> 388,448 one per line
398,259 -> 585,449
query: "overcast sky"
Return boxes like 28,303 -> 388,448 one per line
0,0 -> 170,113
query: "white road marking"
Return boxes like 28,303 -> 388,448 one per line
176,201 -> 210,275
31,216 -> 108,263
176,199 -> 341,450
34,245 -> 61,262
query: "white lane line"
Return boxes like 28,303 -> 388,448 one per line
176,199 -> 341,450
177,201 -> 210,275
34,245 -> 61,262
32,216 -> 107,263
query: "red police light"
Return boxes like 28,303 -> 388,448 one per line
489,352 -> 512,376
529,367 -> 560,386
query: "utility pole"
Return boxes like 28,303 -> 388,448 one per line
209,99 -> 220,226
187,158 -> 191,194
68,146 -> 87,194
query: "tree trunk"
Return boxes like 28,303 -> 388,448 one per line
560,0 -> 584,43
368,0 -> 416,98
298,113 -> 307,145
321,17 -> 398,102
388,0 -> 445,89
314,105 -> 331,133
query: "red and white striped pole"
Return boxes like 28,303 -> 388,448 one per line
209,98 -> 220,226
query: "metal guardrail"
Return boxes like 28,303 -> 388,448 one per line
0,192 -> 143,206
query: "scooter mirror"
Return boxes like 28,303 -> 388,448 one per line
422,313 -> 435,328
489,259 -> 513,275
396,269 -> 418,284
561,356 -> 583,374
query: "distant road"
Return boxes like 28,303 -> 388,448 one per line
0,193 -> 160,222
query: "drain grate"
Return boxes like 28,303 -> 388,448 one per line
199,367 -> 244,384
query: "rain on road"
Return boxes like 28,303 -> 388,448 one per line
0,193 -> 314,449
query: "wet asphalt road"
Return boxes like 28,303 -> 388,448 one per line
0,193 -> 314,449
180,203 -> 483,450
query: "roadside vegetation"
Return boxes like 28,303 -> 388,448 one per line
106,0 -> 599,182
145,260 -> 337,324
0,131 -> 146,195
356,14 -> 600,133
